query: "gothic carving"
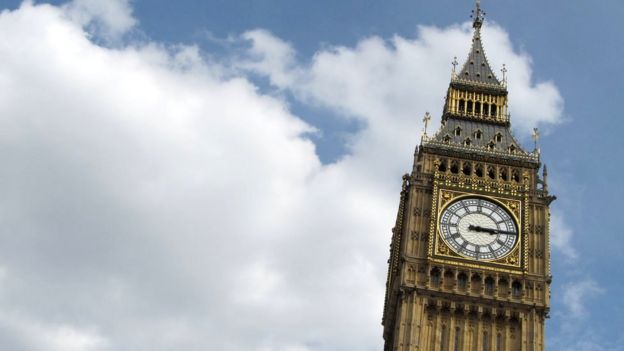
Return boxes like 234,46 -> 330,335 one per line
382,3 -> 552,350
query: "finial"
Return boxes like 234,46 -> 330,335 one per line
423,112 -> 432,136
532,127 -> 541,153
501,64 -> 508,85
451,56 -> 458,76
471,0 -> 484,29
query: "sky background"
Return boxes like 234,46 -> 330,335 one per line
0,0 -> 621,350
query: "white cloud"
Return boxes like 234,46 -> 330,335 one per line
562,279 -> 604,318
550,210 -> 577,261
550,278 -> 609,350
240,23 -> 564,137
0,312 -> 109,351
63,0 -> 136,41
0,2 -> 565,351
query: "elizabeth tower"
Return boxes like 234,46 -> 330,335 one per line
382,2 -> 555,350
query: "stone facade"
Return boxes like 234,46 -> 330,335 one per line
382,2 -> 554,350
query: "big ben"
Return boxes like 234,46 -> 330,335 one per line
382,1 -> 555,350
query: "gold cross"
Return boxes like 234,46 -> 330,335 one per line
501,64 -> 508,84
532,127 -> 540,150
423,112 -> 431,135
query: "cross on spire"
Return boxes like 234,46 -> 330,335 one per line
423,112 -> 431,136
532,127 -> 540,151
471,0 -> 485,29
501,64 -> 508,85
451,56 -> 458,76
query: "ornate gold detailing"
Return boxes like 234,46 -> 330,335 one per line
505,200 -> 520,218
436,240 -> 460,257
438,244 -> 449,255
503,249 -> 519,265
440,191 -> 455,208
430,187 -> 524,271
434,171 -> 525,198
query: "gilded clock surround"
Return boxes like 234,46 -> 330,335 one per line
433,191 -> 522,265
382,2 -> 554,350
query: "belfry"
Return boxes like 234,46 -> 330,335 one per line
382,1 -> 554,350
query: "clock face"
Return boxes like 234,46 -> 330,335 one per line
438,197 -> 518,261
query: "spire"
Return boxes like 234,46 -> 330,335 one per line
454,0 -> 504,90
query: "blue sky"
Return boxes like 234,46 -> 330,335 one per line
0,0 -> 621,350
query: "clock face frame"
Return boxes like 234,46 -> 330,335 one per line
438,196 -> 519,261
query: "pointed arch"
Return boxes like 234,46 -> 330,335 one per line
474,129 -> 483,139
450,160 -> 460,174
454,126 -> 462,136
512,169 -> 520,182
438,159 -> 448,172
487,166 -> 496,179
462,162 -> 472,176
475,163 -> 484,177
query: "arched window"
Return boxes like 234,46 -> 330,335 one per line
485,277 -> 495,295
462,162 -> 472,176
454,327 -> 462,351
512,281 -> 522,298
475,164 -> 484,177
474,130 -> 483,139
459,99 -> 466,112
509,145 -> 516,153
491,104 -> 497,117
464,138 -> 472,146
483,103 -> 489,116
450,160 -> 460,174
487,166 -> 496,180
475,101 -> 481,115
495,133 -> 502,143
496,333 -> 502,351
454,126 -> 462,136
513,169 -> 521,182
444,135 -> 452,144
467,101 -> 474,114
439,159 -> 448,172
487,141 -> 495,151
500,168 -> 508,181
458,273 -> 468,290
431,268 -> 441,287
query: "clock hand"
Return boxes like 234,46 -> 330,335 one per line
468,225 -> 497,234
468,225 -> 517,236
495,229 -> 518,235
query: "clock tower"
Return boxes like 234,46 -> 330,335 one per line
382,2 -> 555,350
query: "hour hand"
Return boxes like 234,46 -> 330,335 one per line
468,225 -> 517,235
468,225 -> 498,234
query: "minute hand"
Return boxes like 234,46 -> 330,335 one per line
468,225 -> 517,235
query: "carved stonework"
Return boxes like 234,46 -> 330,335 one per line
382,3 -> 553,351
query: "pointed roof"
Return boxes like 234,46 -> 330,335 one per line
453,1 -> 505,91
457,29 -> 501,86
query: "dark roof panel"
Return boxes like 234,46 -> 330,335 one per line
429,117 -> 529,155
457,28 -> 501,86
